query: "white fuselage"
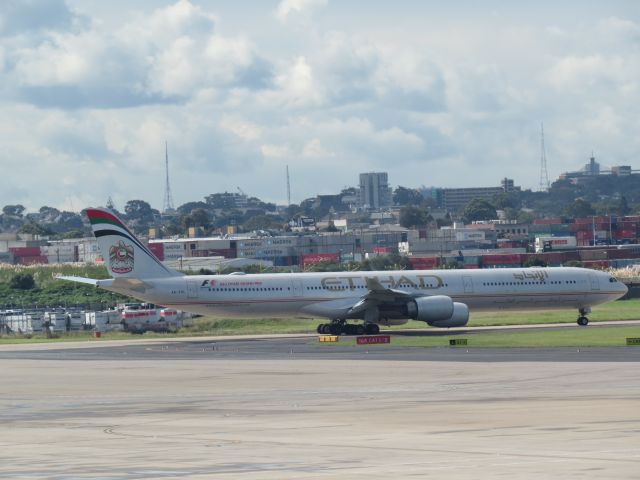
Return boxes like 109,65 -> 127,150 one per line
102,267 -> 627,320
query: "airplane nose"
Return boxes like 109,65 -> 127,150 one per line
621,282 -> 629,296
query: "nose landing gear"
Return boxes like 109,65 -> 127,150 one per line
577,307 -> 591,326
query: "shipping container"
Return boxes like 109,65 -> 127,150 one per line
301,253 -> 340,266
164,251 -> 184,260
9,246 -> 42,256
46,254 -> 75,264
148,242 -> 164,260
579,249 -> 608,261
617,230 -> 636,239
481,254 -> 523,265
408,257 -> 440,269
85,311 -> 122,331
484,264 -> 522,269
163,242 -> 185,251
274,256 -> 299,267
576,230 -> 593,240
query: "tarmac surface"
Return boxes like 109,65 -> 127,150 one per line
1,326 -> 640,479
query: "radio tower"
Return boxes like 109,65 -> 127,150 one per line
286,165 -> 291,206
162,141 -> 175,213
539,122 -> 550,191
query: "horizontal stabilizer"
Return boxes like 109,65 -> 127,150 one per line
57,275 -> 151,293
56,275 -> 101,286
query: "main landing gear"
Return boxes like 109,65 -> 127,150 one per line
316,319 -> 380,336
577,307 -> 590,326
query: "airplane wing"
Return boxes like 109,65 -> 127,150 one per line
300,278 -> 415,318
346,279 -> 413,316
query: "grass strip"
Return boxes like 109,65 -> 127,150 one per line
329,326 -> 640,348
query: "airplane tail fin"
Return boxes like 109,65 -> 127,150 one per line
85,208 -> 180,279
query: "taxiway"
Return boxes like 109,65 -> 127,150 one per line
1,326 -> 640,479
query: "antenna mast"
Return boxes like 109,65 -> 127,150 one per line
286,165 -> 291,206
539,122 -> 550,191
163,141 -> 175,213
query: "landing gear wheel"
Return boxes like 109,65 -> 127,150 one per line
321,324 -> 331,334
329,323 -> 343,335
355,324 -> 365,335
365,323 -> 380,335
577,316 -> 589,326
316,324 -> 324,334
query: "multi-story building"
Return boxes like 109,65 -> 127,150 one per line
442,178 -> 518,212
358,172 -> 392,210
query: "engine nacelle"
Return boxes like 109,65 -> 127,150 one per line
407,296 -> 469,327
407,295 -> 454,322
428,302 -> 469,328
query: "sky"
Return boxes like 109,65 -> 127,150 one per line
0,0 -> 638,212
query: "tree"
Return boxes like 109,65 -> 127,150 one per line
177,201 -> 211,215
399,206 -> 432,228
124,200 -> 158,231
18,222 -> 53,236
502,207 -> 519,221
564,199 -> 595,218
361,254 -> 412,271
517,210 -> 536,224
3,204 -> 25,217
462,199 -> 497,223
616,195 -> 631,216
9,273 -> 35,290
243,215 -> 282,232
189,208 -> 211,228
125,200 -> 155,219
393,186 -> 423,206
39,206 -> 61,222
61,229 -> 85,239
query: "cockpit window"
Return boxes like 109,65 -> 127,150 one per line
609,277 -> 617,283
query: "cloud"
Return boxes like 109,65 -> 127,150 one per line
5,1 -> 273,109
0,0 -> 80,37
275,0 -> 327,23
261,144 -> 292,158
1,2 -> 640,209
302,138 -> 334,158
219,115 -> 262,141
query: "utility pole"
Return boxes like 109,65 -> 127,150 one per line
163,141 -> 175,213
286,165 -> 291,206
539,123 -> 550,191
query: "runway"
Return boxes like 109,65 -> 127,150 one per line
1,327 -> 640,478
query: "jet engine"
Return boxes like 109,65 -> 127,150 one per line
407,296 -> 469,328
427,302 -> 469,328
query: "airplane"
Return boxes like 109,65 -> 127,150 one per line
58,208 -> 628,335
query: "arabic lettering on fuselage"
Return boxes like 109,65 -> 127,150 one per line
512,270 -> 549,282
320,274 -> 444,290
